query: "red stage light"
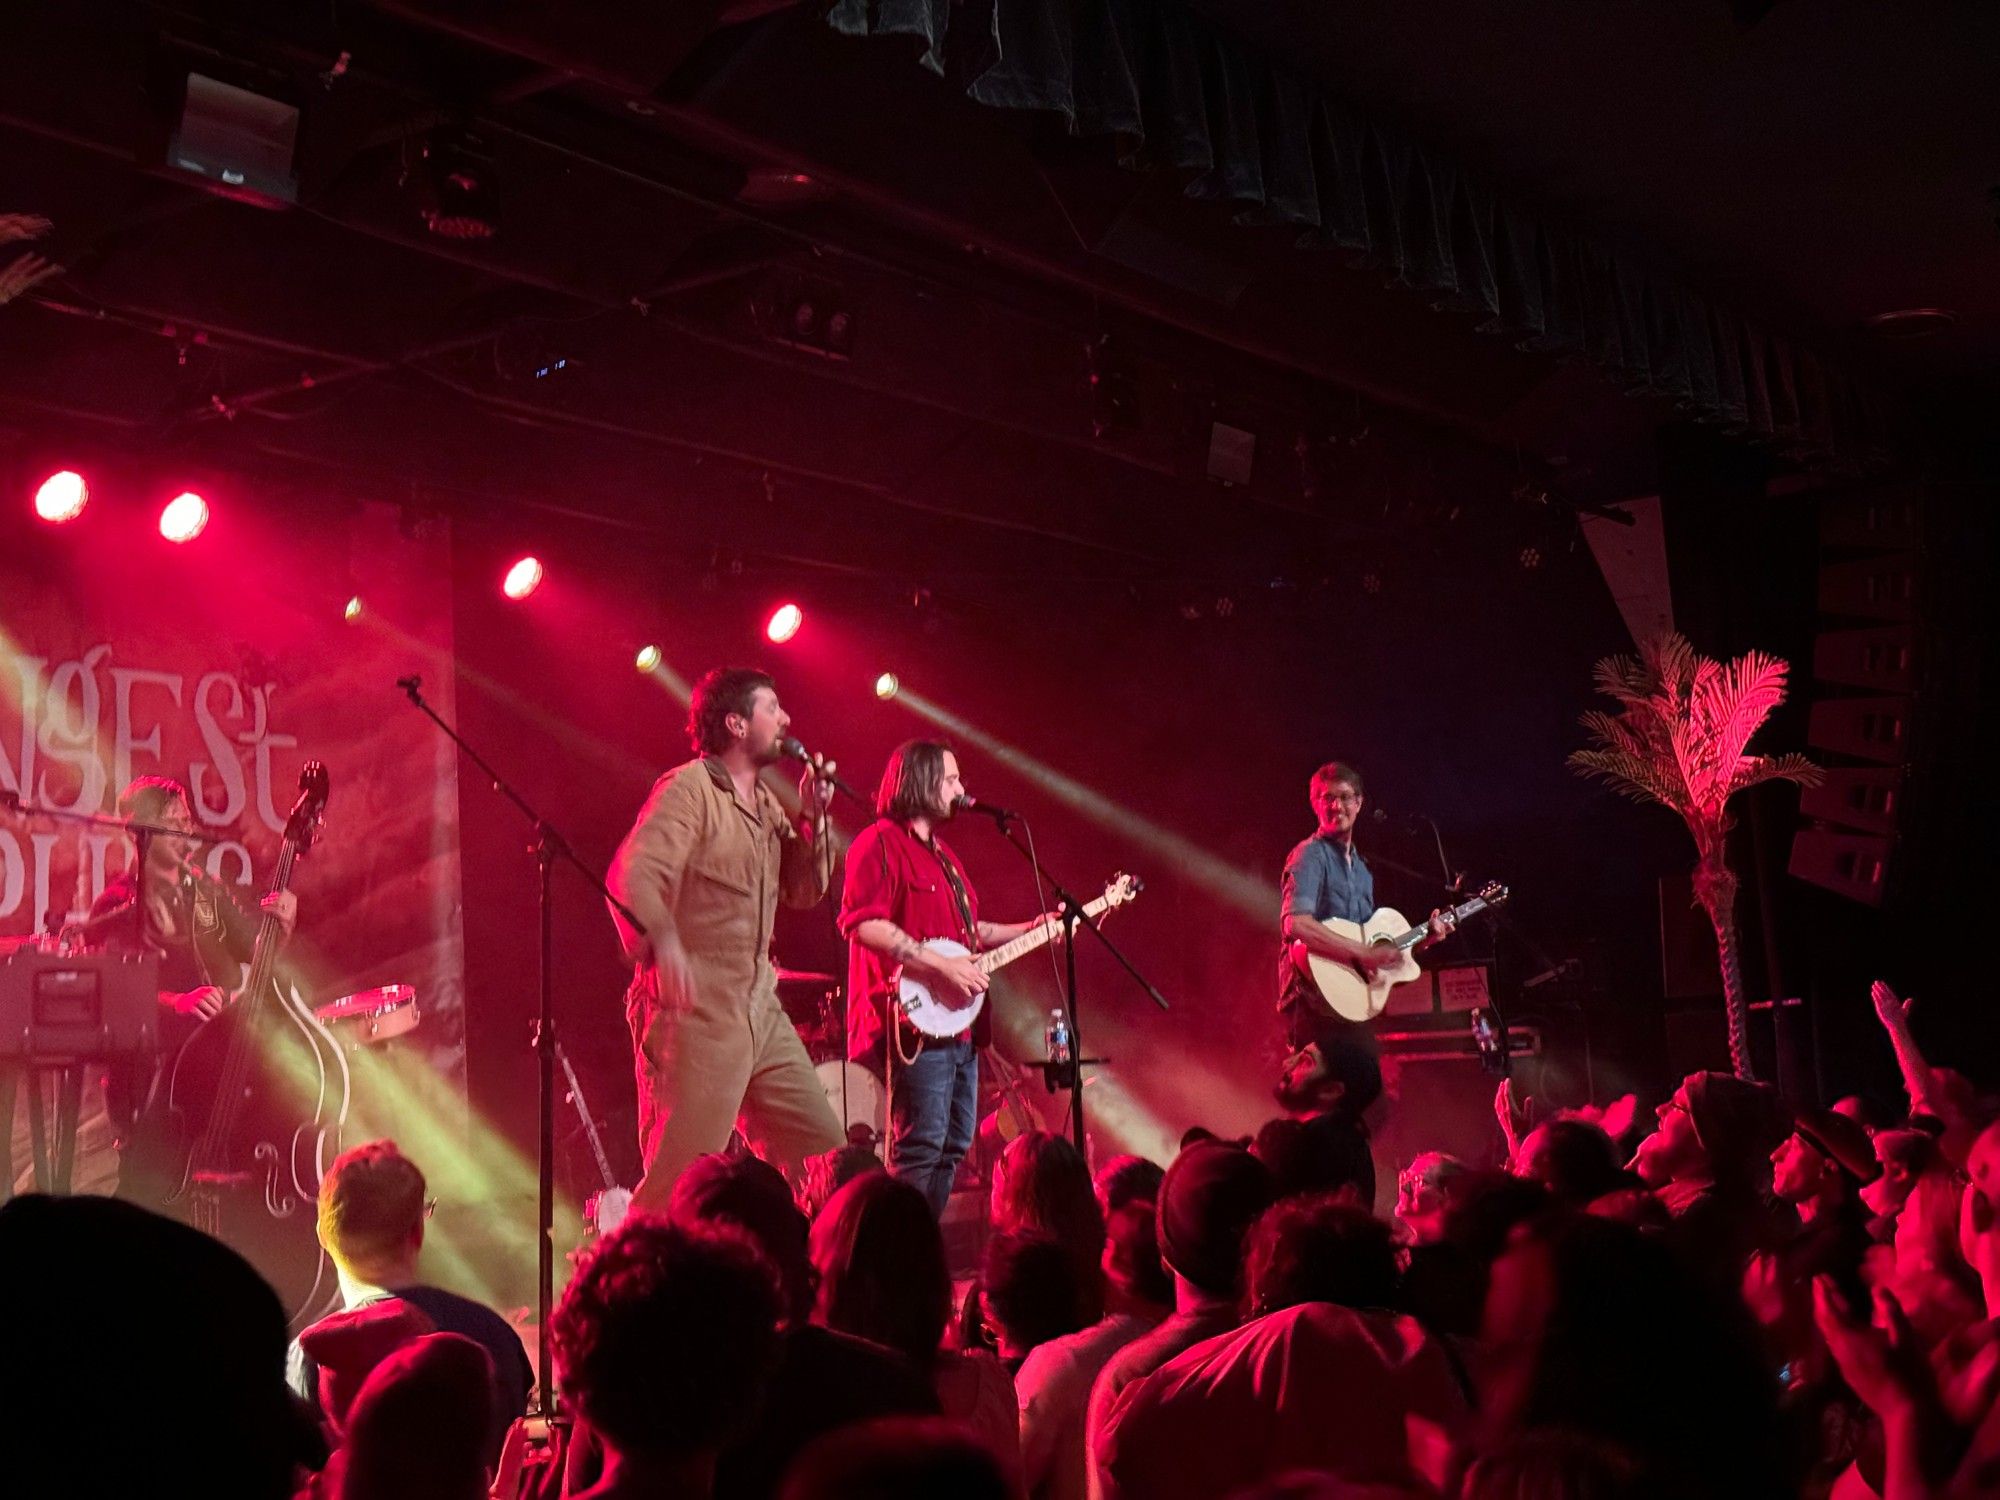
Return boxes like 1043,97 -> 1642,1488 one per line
765,602 -> 803,643
34,470 -> 89,524
502,556 -> 544,600
159,491 -> 210,543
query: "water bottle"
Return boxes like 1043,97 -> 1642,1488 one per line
1045,1008 -> 1073,1085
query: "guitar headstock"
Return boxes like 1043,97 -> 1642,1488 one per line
1102,872 -> 1143,907
284,760 -> 331,851
1474,881 -> 1509,909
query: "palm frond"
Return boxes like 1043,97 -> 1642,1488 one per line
1728,753 -> 1824,795
1697,652 -> 1792,770
1568,748 -> 1688,812
1592,652 -> 1656,707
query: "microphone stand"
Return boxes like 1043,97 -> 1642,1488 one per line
395,676 -> 644,1417
990,816 -> 1169,1161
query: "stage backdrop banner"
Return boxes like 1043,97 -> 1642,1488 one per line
1,499 -> 467,1183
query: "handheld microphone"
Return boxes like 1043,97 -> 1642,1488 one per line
954,795 -> 1019,825
779,736 -> 863,803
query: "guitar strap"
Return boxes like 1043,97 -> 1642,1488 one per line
930,841 -> 979,954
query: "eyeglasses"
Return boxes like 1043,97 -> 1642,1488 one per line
1323,792 -> 1362,806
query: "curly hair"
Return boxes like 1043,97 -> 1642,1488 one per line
1242,1194 -> 1399,1318
551,1214 -> 783,1461
687,667 -> 775,756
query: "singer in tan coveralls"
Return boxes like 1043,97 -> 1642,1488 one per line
607,667 -> 845,1207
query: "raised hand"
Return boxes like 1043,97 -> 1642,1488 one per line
1871,978 -> 1915,1031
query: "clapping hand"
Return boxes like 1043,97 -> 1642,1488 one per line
1813,1277 -> 1928,1418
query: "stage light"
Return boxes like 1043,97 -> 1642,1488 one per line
159,491 -> 210,543
34,470 -> 89,524
635,644 -> 662,674
343,596 -> 363,623
765,602 -> 803,643
501,556 -> 543,600
874,672 -> 900,701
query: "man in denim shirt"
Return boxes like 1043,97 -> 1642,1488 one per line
1277,762 -> 1444,1117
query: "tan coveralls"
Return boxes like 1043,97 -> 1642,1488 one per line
606,756 -> 844,1206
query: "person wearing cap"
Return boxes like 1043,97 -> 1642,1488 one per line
1750,1109 -> 1879,1340
1630,1071 -> 1790,1293
1084,1142 -> 1277,1500
1750,1109 -> 1883,1491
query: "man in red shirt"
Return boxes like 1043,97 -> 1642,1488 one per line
839,740 -> 1055,1217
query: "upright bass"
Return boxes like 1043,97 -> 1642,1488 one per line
125,762 -> 350,1329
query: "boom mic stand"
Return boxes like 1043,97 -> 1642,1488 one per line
988,815 -> 1169,1160
395,676 -> 644,1416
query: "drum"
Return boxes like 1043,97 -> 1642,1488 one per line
815,1059 -> 886,1152
314,984 -> 420,1046
777,968 -> 843,1062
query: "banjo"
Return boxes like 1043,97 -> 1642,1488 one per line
1293,882 -> 1508,1022
896,872 -> 1142,1037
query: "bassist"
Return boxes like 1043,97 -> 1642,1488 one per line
82,776 -> 297,1189
1278,761 -> 1443,1119
840,740 -> 1056,1217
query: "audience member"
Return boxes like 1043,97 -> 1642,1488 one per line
1086,1141 -> 1277,1498
1094,1153 -> 1165,1218
1513,1118 -> 1628,1209
289,1140 -> 532,1463
780,1416 -> 1012,1500
1252,1112 -> 1375,1205
0,1193 -> 317,1499
982,1230 -> 1088,1368
1391,1150 -> 1469,1246
338,1332 -> 496,1500
668,1152 -> 940,1500
1477,1213 -> 1789,1499
799,1142 -> 885,1223
1242,1194 -> 1401,1318
809,1172 -> 1018,1469
1400,1171 -> 1550,1341
993,1132 -> 1108,1323
1630,1071 -> 1789,1291
551,1214 -> 784,1500
1016,1198 -> 1170,1500
1097,1195 -> 1466,1498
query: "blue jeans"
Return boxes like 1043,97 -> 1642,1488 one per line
888,1038 -> 978,1218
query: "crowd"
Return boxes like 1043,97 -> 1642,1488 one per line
4,976 -> 1997,1499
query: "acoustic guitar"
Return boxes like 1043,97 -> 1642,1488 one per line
1292,882 -> 1508,1022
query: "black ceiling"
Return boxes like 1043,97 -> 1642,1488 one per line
1,1 -> 1988,589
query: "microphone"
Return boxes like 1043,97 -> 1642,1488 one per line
396,675 -> 422,697
954,795 -> 1019,825
779,736 -> 863,803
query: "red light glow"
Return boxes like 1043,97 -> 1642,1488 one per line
34,470 -> 89,523
765,603 -> 803,643
158,491 -> 210,543
502,556 -> 544,600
